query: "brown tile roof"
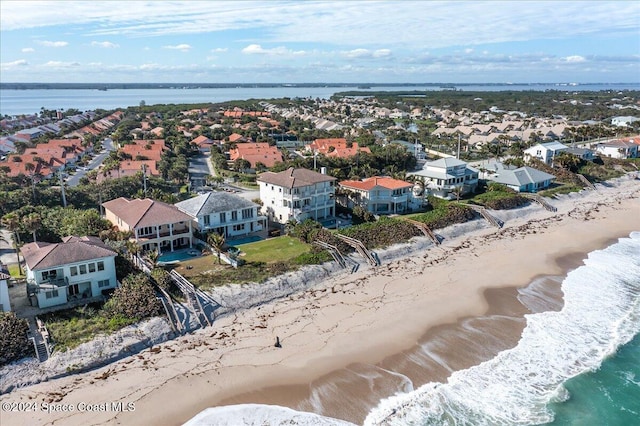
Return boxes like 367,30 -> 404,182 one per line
258,167 -> 336,189
229,142 -> 283,167
339,176 -> 413,191
21,236 -> 116,270
102,197 -> 192,228
309,138 -> 371,158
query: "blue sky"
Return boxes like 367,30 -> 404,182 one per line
1,1 -> 639,84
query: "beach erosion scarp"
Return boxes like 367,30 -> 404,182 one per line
0,173 -> 638,426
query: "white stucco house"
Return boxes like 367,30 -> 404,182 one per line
257,167 -> 336,225
611,116 -> 640,127
175,191 -> 267,241
21,236 -> 118,309
338,176 -> 421,214
595,140 -> 639,159
410,157 -> 479,199
524,142 -> 569,165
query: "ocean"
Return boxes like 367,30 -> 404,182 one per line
1,83 -> 639,117
185,232 -> 640,426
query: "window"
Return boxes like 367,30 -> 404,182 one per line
88,263 -> 96,273
204,215 -> 210,226
233,224 -> 245,231
242,208 -> 253,219
220,212 -> 226,223
79,264 -> 87,275
45,289 -> 59,299
231,211 -> 238,221
70,266 -> 78,276
97,261 -> 105,271
41,269 -> 57,281
98,279 -> 110,288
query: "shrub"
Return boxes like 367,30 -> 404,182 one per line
104,273 -> 162,321
0,312 -> 31,366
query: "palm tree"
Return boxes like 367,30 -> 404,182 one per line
23,212 -> 41,242
1,213 -> 22,273
207,232 -> 226,264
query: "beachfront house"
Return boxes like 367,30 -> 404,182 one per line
21,236 -> 117,309
524,142 -> 569,165
102,197 -> 194,254
258,167 -> 336,225
175,192 -> 268,241
338,176 -> 420,214
0,263 -> 10,312
594,140 -> 639,159
410,157 -> 479,199
485,164 -> 556,193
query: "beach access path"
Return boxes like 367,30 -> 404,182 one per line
1,175 -> 638,426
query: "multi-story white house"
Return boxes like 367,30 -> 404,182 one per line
102,197 -> 194,254
21,236 -> 117,309
0,263 -> 10,312
175,192 -> 267,240
338,176 -> 420,214
524,142 -> 569,165
410,157 -> 479,199
258,167 -> 336,224
595,140 -> 638,159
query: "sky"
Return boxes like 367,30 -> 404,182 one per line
1,0 -> 639,84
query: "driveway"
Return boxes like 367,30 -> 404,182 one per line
188,153 -> 213,191
66,138 -> 115,187
0,229 -> 18,266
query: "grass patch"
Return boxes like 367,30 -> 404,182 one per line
236,236 -> 310,263
41,304 -> 137,351
538,183 -> 584,197
8,264 -> 24,278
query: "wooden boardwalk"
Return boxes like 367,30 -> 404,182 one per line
334,234 -> 380,266
466,204 -> 504,228
402,218 -> 442,245
521,193 -> 558,212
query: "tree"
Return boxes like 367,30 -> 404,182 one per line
207,232 -> 226,264
22,212 -> 41,242
233,158 -> 251,173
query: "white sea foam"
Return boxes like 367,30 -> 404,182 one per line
364,232 -> 640,425
183,404 -> 356,426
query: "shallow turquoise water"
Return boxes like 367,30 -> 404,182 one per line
547,332 -> 640,425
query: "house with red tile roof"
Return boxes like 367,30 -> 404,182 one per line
102,197 -> 193,254
338,176 -> 419,214
192,135 -> 215,152
228,133 -> 250,143
308,138 -> 371,158
120,139 -> 166,162
229,142 -> 284,170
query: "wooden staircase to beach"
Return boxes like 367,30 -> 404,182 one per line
314,240 -> 359,273
577,174 -> 597,190
521,193 -> 557,212
466,204 -> 504,228
334,234 -> 380,266
28,317 -> 52,363
170,270 -> 212,328
402,218 -> 441,245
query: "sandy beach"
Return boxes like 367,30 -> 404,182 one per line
1,175 -> 639,426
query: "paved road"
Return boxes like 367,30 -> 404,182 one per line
188,153 -> 214,191
0,229 -> 18,266
66,138 -> 115,187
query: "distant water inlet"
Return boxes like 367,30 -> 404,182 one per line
365,232 -> 640,425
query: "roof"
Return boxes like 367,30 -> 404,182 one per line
102,197 -> 193,228
175,192 -> 259,217
21,236 -> 116,270
538,141 -> 568,151
490,166 -> 556,187
427,157 -> 471,169
258,167 -> 336,189
339,176 -> 413,191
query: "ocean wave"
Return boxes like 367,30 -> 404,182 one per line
364,232 -> 640,425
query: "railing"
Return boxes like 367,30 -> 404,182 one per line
334,234 -> 380,266
577,174 -> 597,190
402,218 -> 442,245
466,204 -> 504,228
169,270 -> 212,328
521,193 -> 557,212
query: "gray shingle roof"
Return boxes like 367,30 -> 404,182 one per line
22,236 -> 116,270
491,166 -> 555,187
175,192 -> 259,217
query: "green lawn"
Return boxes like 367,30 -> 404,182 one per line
236,236 -> 310,263
8,264 -> 24,278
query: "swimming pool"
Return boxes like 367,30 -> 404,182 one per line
230,235 -> 263,246
158,249 -> 200,264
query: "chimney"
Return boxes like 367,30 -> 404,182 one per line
320,167 -> 327,175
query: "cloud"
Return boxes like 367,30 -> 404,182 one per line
211,48 -> 228,53
564,55 -> 586,63
241,44 -> 306,56
37,40 -> 68,47
21,47 -> 35,53
91,41 -> 119,48
43,61 -> 80,68
1,59 -> 28,68
163,44 -> 192,52
341,48 -> 392,59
